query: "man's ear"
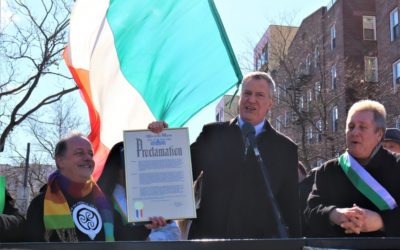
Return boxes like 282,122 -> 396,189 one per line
267,97 -> 274,110
376,129 -> 385,145
55,155 -> 63,170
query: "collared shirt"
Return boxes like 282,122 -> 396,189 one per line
238,117 -> 265,137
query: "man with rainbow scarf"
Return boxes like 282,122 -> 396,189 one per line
24,132 -> 119,241
305,100 -> 400,237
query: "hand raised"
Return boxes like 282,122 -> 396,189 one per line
148,121 -> 168,134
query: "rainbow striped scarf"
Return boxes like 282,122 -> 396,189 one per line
44,171 -> 115,241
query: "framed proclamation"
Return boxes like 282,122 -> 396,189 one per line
123,128 -> 197,223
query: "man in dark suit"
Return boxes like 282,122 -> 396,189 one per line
149,71 -> 300,239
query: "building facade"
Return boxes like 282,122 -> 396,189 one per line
255,0 -> 400,169
216,95 -> 239,122
254,25 -> 298,73
376,0 -> 400,127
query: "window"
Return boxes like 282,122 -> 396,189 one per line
260,43 -> 269,66
276,87 -> 281,104
282,84 -> 287,98
276,116 -> 281,131
299,96 -> 304,111
314,46 -> 320,68
260,53 -> 266,67
284,111 -> 290,127
307,89 -> 312,111
393,59 -> 400,90
216,108 -> 223,121
332,106 -> 338,132
390,8 -> 399,41
305,54 -> 312,73
291,110 -> 299,123
364,57 -> 378,82
331,65 -> 337,89
330,25 -> 336,50
306,126 -> 313,144
314,81 -> 321,101
316,120 -> 322,143
363,16 -> 376,40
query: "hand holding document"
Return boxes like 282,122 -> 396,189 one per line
123,128 -> 196,223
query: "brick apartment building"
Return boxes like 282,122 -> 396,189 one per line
216,26 -> 298,123
254,25 -> 298,73
216,95 -> 239,122
376,0 -> 400,125
254,0 -> 400,169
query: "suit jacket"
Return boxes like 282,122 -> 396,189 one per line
188,118 -> 300,239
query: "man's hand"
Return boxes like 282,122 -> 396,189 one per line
351,204 -> 384,233
144,216 -> 168,230
148,121 -> 168,134
329,204 -> 384,234
329,206 -> 363,234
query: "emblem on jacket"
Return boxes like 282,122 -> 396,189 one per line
72,202 -> 102,240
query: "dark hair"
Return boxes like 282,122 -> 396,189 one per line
97,142 -> 125,196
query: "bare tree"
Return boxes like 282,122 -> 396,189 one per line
27,161 -> 55,198
255,21 -> 347,170
0,0 -> 77,153
265,15 -> 390,170
27,96 -> 89,161
1,157 -> 55,214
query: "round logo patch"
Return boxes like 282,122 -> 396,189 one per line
71,202 -> 102,240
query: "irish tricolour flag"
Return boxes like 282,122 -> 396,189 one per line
64,0 -> 242,179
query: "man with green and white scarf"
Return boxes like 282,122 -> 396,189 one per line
305,100 -> 400,237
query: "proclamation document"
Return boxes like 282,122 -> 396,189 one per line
123,128 -> 196,223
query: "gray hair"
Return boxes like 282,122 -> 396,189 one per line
346,99 -> 386,133
241,71 -> 276,98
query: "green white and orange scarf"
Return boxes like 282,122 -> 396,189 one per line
339,151 -> 397,211
44,171 -> 115,241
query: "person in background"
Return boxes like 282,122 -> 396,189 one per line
149,71 -> 300,239
297,162 -> 307,184
383,128 -> 400,153
0,179 -> 25,242
97,142 -> 180,240
298,166 -> 319,237
296,161 -> 308,235
305,100 -> 400,237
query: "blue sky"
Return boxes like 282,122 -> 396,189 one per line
185,0 -> 328,141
